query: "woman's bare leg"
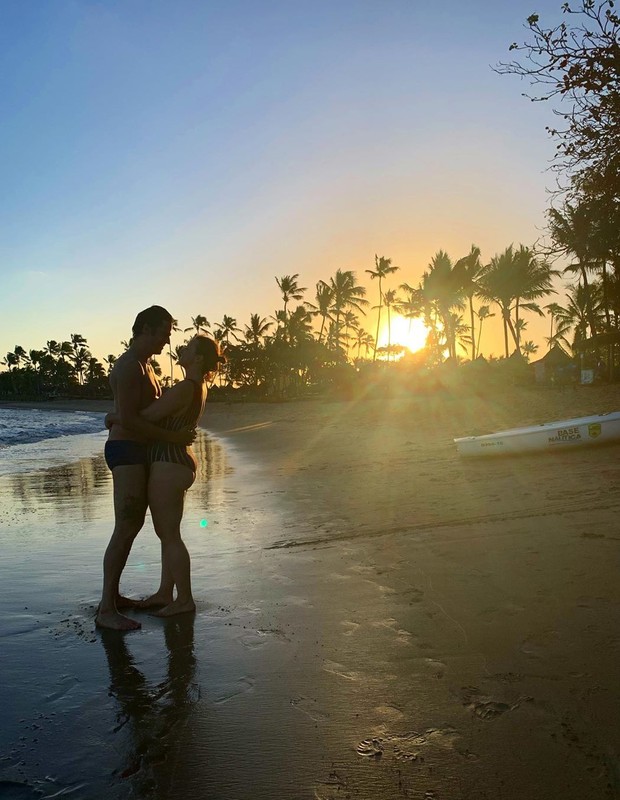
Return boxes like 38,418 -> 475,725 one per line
131,548 -> 175,608
148,462 -> 196,617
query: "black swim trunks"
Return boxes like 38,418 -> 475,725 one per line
104,440 -> 148,471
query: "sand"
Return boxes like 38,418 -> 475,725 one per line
1,384 -> 620,799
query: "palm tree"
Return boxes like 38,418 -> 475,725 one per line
398,282 -> 425,341
244,313 -> 273,346
275,274 -> 307,341
421,251 -> 464,359
1,352 -> 18,371
45,340 -> 61,360
522,340 -> 539,361
327,269 -> 368,356
214,315 -> 240,386
217,315 -> 240,347
511,245 -> 558,351
150,358 -> 163,378
287,305 -> 314,344
242,314 -> 273,389
476,306 -> 495,358
352,326 -> 368,362
103,354 -> 117,374
70,333 -> 87,353
453,245 -> 483,360
29,349 -> 44,372
361,331 -> 375,359
86,357 -> 106,383
548,202 -> 601,341
13,345 -> 29,369
382,289 -> 399,361
59,341 -> 74,361
477,247 -> 520,358
72,347 -> 90,385
306,281 -> 333,344
366,255 -> 399,361
168,318 -> 181,384
551,282 -> 603,351
184,315 -> 210,335
450,312 -> 472,357
544,302 -> 566,350
341,310 -> 359,358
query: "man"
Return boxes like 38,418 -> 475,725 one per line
96,306 -> 193,631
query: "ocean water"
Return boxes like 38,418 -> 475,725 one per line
0,407 -> 108,476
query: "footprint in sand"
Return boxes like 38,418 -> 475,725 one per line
356,727 -> 461,763
314,771 -> 349,800
520,629 -> 560,658
374,704 -> 406,723
290,695 -> 330,722
341,620 -> 361,636
214,677 -> 255,704
372,617 -> 415,644
322,660 -> 363,682
460,686 -> 527,719
356,738 -> 384,758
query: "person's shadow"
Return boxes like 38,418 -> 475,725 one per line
100,616 -> 198,797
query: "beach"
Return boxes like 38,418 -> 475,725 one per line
1,384 -> 620,799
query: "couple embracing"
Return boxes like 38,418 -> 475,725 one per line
96,305 -> 225,631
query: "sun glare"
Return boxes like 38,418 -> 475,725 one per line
377,315 -> 429,354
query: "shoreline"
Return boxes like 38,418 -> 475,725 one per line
0,398 -> 113,413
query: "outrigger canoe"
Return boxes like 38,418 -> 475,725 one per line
455,411 -> 620,457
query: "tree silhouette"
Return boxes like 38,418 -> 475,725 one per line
366,255 -> 399,361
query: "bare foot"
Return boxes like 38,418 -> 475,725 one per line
95,609 -> 141,631
151,599 -> 196,618
132,592 -> 173,610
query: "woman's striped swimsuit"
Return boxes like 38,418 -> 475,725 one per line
148,379 -> 204,473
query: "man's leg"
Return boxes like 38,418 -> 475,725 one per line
96,465 -> 148,631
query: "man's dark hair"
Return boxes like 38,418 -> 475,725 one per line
131,306 -> 173,338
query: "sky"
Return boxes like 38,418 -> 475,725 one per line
0,0 -> 570,369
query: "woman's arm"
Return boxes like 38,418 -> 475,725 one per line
139,380 -> 193,422
110,370 -> 195,445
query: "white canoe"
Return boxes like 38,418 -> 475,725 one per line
455,411 -> 620,457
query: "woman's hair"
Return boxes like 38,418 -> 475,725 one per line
194,335 -> 227,375
132,305 -> 173,337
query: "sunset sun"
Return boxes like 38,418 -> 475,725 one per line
378,315 -> 430,354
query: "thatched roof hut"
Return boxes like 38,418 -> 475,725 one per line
529,345 -> 575,384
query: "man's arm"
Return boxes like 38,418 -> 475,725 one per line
114,362 -> 194,445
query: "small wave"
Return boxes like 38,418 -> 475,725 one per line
0,408 -> 106,448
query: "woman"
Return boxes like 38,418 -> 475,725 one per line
107,334 -> 225,617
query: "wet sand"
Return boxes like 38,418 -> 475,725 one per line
2,385 -> 620,798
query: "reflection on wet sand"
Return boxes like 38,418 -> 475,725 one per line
100,616 -> 198,797
2,432 -> 229,521
192,433 -> 232,512
6,454 -> 110,521
0,431 -> 233,800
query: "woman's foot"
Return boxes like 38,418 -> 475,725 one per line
132,591 -> 173,610
151,599 -> 196,618
95,609 -> 141,631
